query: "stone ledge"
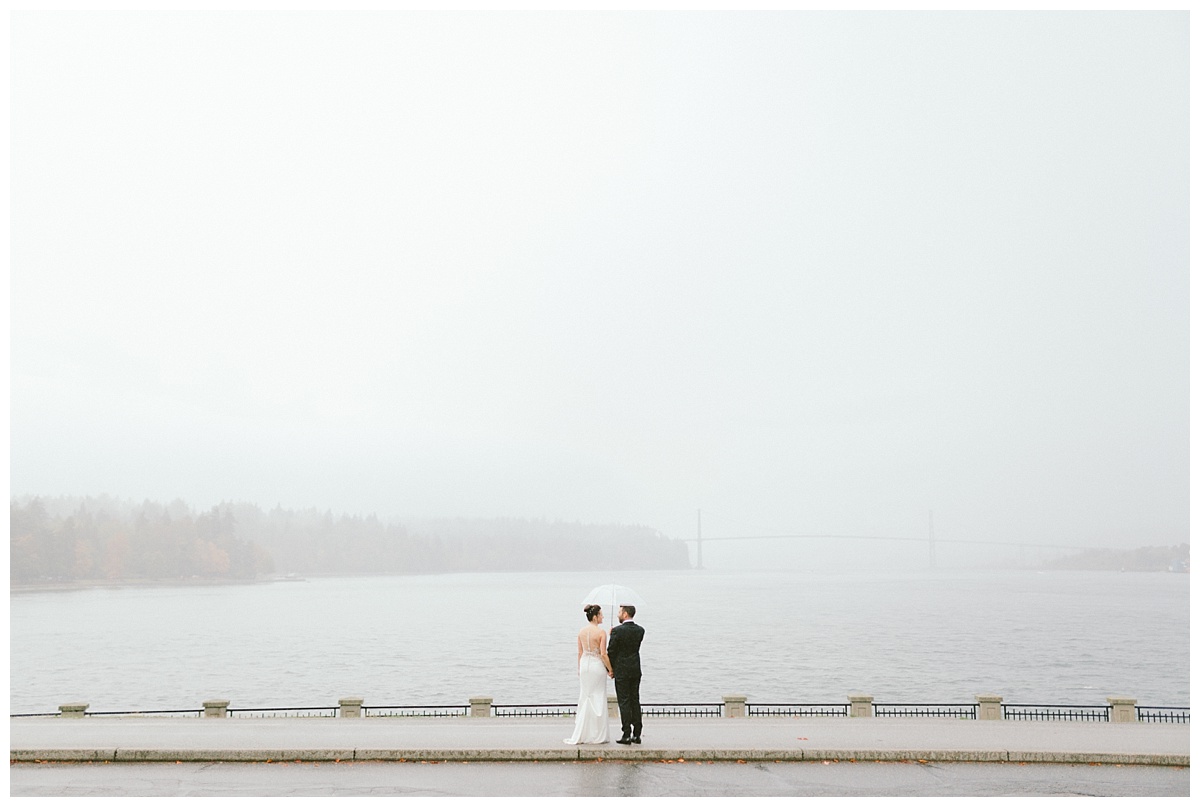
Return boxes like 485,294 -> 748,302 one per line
11,749 -> 117,762
357,748 -> 581,762
801,749 -> 1009,763
10,748 -> 1190,767
114,748 -> 358,763
1006,750 -> 1190,767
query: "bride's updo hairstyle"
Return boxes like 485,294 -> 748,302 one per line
583,604 -> 602,622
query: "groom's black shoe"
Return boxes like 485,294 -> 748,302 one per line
616,735 -> 632,745
631,736 -> 642,744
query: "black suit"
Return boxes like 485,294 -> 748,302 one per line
607,620 -> 644,739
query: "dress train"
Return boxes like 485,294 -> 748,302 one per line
564,651 -> 609,744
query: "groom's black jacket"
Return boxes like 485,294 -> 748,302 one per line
607,620 -> 644,678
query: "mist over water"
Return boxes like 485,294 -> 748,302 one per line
10,12 -> 1189,557
11,569 -> 1188,714
9,12 -> 1189,732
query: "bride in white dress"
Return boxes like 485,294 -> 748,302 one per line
564,604 -> 613,744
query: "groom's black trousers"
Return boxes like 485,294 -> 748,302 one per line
614,673 -> 642,738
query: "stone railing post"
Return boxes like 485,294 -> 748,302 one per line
1108,697 -> 1137,723
976,694 -> 1004,720
848,694 -> 874,718
469,697 -> 493,717
723,694 -> 748,718
59,702 -> 88,718
339,698 -> 364,718
607,694 -> 620,719
203,699 -> 230,718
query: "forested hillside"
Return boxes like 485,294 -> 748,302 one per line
1041,543 -> 1189,573
10,496 -> 690,582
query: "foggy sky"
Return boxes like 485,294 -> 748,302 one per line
10,11 -> 1190,567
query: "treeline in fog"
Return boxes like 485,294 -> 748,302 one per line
10,496 -> 690,583
1042,542 -> 1189,573
11,497 -> 274,582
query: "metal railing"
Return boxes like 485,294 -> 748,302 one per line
87,708 -> 204,717
361,705 -> 471,718
228,707 -> 338,718
12,701 -> 1190,724
642,702 -> 723,717
873,703 -> 979,719
9,712 -> 65,718
1136,706 -> 1190,724
494,703 -> 576,717
1003,704 -> 1110,722
748,703 -> 848,717
490,702 -> 722,717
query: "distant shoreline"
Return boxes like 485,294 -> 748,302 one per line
9,577 -> 270,594
10,565 -> 1190,595
10,568 -> 675,593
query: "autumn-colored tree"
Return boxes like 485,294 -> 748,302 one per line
11,496 -> 691,581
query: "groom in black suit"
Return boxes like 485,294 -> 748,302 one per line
607,604 -> 644,744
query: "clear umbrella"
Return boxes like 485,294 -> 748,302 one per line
581,583 -> 645,627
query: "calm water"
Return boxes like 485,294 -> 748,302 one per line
9,569 -> 1189,714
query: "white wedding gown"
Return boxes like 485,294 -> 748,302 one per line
564,640 -> 610,744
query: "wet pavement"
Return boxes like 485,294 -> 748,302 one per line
10,714 -> 1189,765
9,758 -> 1190,797
10,714 -> 1189,796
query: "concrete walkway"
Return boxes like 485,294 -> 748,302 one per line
10,716 -> 1189,766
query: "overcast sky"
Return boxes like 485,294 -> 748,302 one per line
10,11 -> 1189,566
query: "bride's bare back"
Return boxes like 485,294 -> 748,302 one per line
577,625 -> 611,673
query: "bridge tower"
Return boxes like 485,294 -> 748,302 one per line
696,509 -> 704,569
